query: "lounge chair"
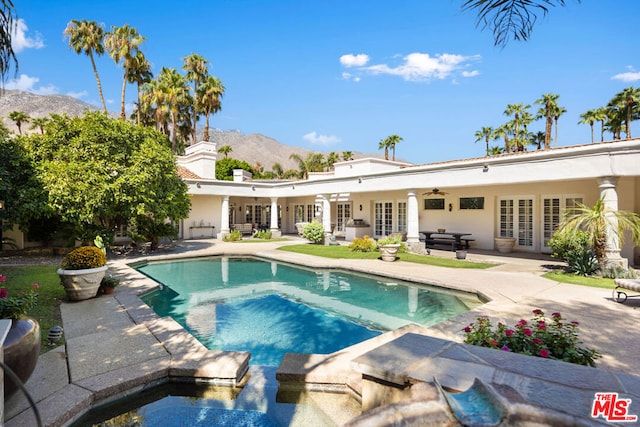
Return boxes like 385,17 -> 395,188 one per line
613,278 -> 640,303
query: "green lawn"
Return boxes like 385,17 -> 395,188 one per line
278,244 -> 496,269
542,271 -> 615,289
1,265 -> 66,353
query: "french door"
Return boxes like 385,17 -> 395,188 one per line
374,201 -> 393,237
541,195 -> 583,252
499,197 -> 534,250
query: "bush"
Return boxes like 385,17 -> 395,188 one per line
549,230 -> 599,276
463,309 -> 601,367
376,234 -> 408,253
302,221 -> 325,244
252,230 -> 272,239
600,265 -> 638,279
567,248 -> 600,276
349,235 -> 377,252
60,246 -> 107,270
223,230 -> 243,242
101,275 -> 120,288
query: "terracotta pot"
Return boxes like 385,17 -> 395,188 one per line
57,265 -> 108,301
3,317 -> 40,398
101,285 -> 115,295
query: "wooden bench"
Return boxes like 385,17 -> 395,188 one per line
425,236 -> 457,251
613,279 -> 640,303
461,238 -> 475,249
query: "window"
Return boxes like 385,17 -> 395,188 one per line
397,201 -> 407,233
542,195 -> 583,251
499,197 -> 534,248
424,198 -> 445,210
460,197 -> 484,210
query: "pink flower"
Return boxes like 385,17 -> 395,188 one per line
533,338 -> 543,345
523,328 -> 532,336
532,309 -> 543,315
505,329 -> 514,336
501,345 -> 511,351
571,320 -> 580,326
0,275 -> 5,284
537,321 -> 546,330
552,312 -> 561,318
463,326 -> 471,333
491,340 -> 498,346
516,319 -> 527,327
31,283 -> 39,289
0,288 -> 7,299
539,349 -> 550,358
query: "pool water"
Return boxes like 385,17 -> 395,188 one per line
139,257 -> 481,366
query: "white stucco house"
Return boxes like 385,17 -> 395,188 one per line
177,139 -> 640,268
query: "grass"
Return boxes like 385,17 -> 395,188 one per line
542,271 -> 615,289
1,265 -> 66,353
278,244 -> 496,269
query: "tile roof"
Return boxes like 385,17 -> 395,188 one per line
177,166 -> 201,179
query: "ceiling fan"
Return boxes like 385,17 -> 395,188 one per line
423,188 -> 449,196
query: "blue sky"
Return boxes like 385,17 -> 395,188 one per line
8,0 -> 640,163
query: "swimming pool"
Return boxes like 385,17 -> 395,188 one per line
138,257 -> 482,366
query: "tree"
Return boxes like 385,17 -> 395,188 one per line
0,0 -> 18,86
504,103 -> 529,151
105,24 -> 145,119
64,19 -> 107,113
342,151 -> 354,161
156,67 -> 192,153
493,123 -> 511,154
29,117 -> 48,134
197,74 -> 225,142
579,109 -> 598,143
609,87 -> 640,139
556,198 -> 640,266
378,137 -> 390,160
218,144 -> 232,158
461,0 -> 575,47
271,162 -> 284,179
289,152 -> 325,179
552,104 -> 567,146
23,111 -> 190,241
127,51 -> 153,125
7,110 -> 29,135
593,107 -> 608,142
474,126 -> 493,155
534,93 -> 559,149
183,53 -> 209,145
215,157 -> 254,180
325,151 -> 339,171
385,134 -> 403,161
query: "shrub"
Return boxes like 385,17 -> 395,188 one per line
302,221 -> 325,244
600,265 -> 638,279
60,246 -> 107,270
223,230 -> 243,242
566,248 -> 600,276
101,275 -> 120,288
349,235 -> 377,252
462,309 -> 601,367
549,230 -> 599,276
376,234 -> 408,253
252,230 -> 272,239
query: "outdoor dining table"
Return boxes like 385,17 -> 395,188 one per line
420,230 -> 474,251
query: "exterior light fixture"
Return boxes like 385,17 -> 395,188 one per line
449,203 -> 453,212
358,178 -> 362,183
483,165 -> 489,172
251,185 -> 256,191
196,182 -> 201,188
359,204 -> 363,211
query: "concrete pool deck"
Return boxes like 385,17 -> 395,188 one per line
4,237 -> 640,426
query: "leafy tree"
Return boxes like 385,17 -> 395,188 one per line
487,145 -> 505,155
23,111 -> 190,241
105,24 -> 145,119
0,0 -> 18,85
183,53 -> 209,145
289,152 -> 324,179
218,144 -> 232,158
474,126 -> 493,155
64,19 -> 107,112
215,157 -> 255,180
7,110 -> 29,135
271,162 -> 284,179
461,0 -> 575,47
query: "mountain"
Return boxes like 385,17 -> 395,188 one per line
0,90 -> 385,170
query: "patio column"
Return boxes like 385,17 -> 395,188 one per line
218,195 -> 230,239
321,194 -> 332,242
269,197 -> 282,237
598,176 -> 626,268
406,190 -> 420,249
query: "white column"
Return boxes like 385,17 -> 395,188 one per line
322,194 -> 332,235
407,189 -> 420,244
218,196 -> 230,239
270,197 -> 282,237
598,176 -> 626,268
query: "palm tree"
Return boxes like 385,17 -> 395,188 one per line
8,110 -> 29,135
141,78 -> 169,135
127,51 -> 152,125
105,24 -> 145,119
504,103 -> 529,151
0,0 -> 18,86
604,105 -> 624,140
552,105 -> 566,146
556,199 -> 640,266
64,19 -> 107,112
529,131 -> 545,150
487,146 -> 504,155
197,75 -> 225,142
593,107 -> 608,142
378,137 -> 390,160
493,123 -> 512,154
29,116 -> 48,134
342,151 -> 353,161
183,53 -> 209,145
386,134 -> 403,161
579,109 -> 598,143
289,152 -> 324,179
609,87 -> 640,139
474,126 -> 493,156
157,67 -> 191,153
218,145 -> 232,158
534,93 -> 559,149
325,151 -> 339,170
271,162 -> 284,179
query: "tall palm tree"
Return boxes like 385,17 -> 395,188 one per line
29,116 -> 48,134
529,131 -> 545,150
593,107 -> 608,142
604,106 -> 624,140
126,51 -> 152,125
474,126 -> 493,156
386,134 -> 403,161
218,145 -> 232,157
64,19 -> 107,112
325,151 -> 339,170
0,0 -> 18,86
197,75 -> 225,142
157,67 -> 191,153
534,93 -> 559,149
579,109 -> 598,143
342,151 -> 353,161
271,162 -> 284,179
183,53 -> 209,144
105,24 -> 145,119
609,87 -> 640,139
378,137 -> 390,160
504,103 -> 529,151
289,152 -> 324,179
552,105 -> 566,146
7,110 -> 28,134
141,78 -> 169,135
493,123 -> 512,154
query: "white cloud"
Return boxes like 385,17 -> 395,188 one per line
67,90 -> 89,99
303,131 -> 341,146
364,52 -> 481,82
11,19 -> 44,53
5,74 -> 57,94
462,70 -> 480,78
340,53 -> 370,67
612,66 -> 640,82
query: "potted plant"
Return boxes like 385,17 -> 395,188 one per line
100,275 -> 120,295
377,234 -> 403,261
57,245 -> 108,301
0,276 -> 41,397
494,236 -> 516,253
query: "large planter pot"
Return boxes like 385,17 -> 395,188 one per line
57,265 -> 108,301
494,237 -> 516,253
3,317 -> 40,398
379,244 -> 401,262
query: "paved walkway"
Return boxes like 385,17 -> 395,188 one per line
4,238 -> 640,426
